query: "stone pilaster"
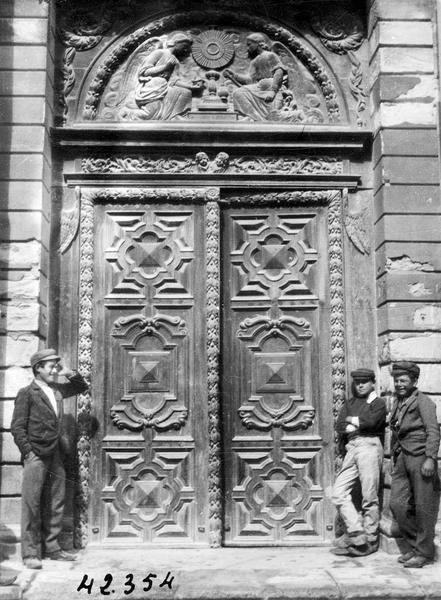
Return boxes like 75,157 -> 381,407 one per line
0,0 -> 55,548
368,0 -> 441,550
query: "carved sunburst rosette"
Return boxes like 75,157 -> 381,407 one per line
192,30 -> 235,69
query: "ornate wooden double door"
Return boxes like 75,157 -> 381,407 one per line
88,191 -> 335,547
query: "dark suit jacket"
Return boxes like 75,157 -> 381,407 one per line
390,388 -> 440,460
11,373 -> 88,459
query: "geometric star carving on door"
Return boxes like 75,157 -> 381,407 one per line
232,450 -> 324,539
230,214 -> 318,302
237,316 -> 315,431
105,210 -> 194,299
110,313 -> 188,431
102,449 -> 194,542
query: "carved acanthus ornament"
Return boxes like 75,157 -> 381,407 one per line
311,7 -> 366,127
343,192 -> 371,255
59,186 -> 80,254
82,155 -> 343,175
225,190 -> 340,205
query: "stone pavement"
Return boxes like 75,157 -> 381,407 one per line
1,547 -> 440,600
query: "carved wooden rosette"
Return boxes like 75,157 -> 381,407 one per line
75,191 -> 94,548
205,194 -> 222,547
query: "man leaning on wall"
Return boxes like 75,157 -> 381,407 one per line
11,349 -> 88,570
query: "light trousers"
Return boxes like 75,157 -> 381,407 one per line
332,437 -> 383,541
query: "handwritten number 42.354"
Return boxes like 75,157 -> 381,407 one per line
77,572 -> 174,595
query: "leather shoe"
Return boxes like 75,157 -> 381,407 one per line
23,557 -> 42,569
403,554 -> 432,568
398,550 -> 415,563
44,550 -> 77,561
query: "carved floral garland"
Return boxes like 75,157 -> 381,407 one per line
81,11 -> 342,122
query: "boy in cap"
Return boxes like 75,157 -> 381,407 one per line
332,368 -> 387,556
11,349 -> 88,569
389,361 -> 440,568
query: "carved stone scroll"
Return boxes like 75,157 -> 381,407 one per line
225,190 -> 340,205
205,196 -> 222,547
75,191 -> 94,548
343,190 -> 371,255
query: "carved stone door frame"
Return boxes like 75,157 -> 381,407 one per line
70,183 -> 348,547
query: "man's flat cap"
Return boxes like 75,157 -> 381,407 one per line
391,361 -> 420,378
30,348 -> 60,369
350,368 -> 375,381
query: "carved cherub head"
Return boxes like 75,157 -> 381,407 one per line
195,151 -> 210,170
214,152 -> 229,172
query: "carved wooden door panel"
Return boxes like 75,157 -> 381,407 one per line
222,205 -> 334,545
90,202 -> 208,545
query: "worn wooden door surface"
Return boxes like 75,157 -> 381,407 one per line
221,204 -> 334,545
90,201 -> 209,546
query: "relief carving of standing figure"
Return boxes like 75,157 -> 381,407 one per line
224,33 -> 286,121
121,33 -> 204,121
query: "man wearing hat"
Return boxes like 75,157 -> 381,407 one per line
389,361 -> 440,568
332,368 -> 387,556
11,349 -> 88,569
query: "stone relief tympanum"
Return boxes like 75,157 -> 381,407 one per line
97,25 -> 331,123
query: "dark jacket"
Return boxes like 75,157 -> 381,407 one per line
11,373 -> 88,458
390,388 -> 440,460
337,393 -> 387,454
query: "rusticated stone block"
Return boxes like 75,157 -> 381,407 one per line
371,75 -> 437,103
0,181 -> 45,210
372,102 -> 436,130
377,272 -> 441,305
373,128 -> 438,158
0,465 -> 22,495
378,156 -> 440,188
0,45 -> 47,70
0,70 -> 46,96
374,185 -> 440,219
0,270 -> 40,300
0,241 -> 41,269
0,366 -> 32,397
0,333 -> 39,367
0,97 -> 46,124
0,153 -> 44,180
380,333 -> 441,362
0,212 -> 42,241
414,304 -> 441,329
0,433 -> 20,462
375,215 -> 441,246
0,302 -> 40,332
0,124 -> 45,152
371,21 -> 433,48
372,47 -> 434,75
0,400 -> 14,429
376,243 -> 441,277
0,0 -> 48,17
377,303 -> 441,335
418,364 -> 441,394
370,0 -> 434,20
0,18 -> 48,45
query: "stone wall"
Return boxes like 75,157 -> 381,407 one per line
368,0 -> 441,544
0,0 -> 54,553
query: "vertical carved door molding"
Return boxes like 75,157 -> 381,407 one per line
75,191 -> 94,547
205,196 -> 222,546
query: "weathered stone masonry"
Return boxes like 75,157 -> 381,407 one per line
369,0 -> 441,542
0,0 -> 55,541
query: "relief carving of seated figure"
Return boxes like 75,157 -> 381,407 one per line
120,33 -> 204,121
224,33 -> 287,121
